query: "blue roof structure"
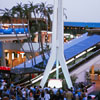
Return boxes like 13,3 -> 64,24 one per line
14,53 -> 49,69
0,29 -> 3,33
3,28 -> 13,34
64,34 -> 100,60
64,22 -> 100,28
0,28 -> 28,34
13,33 -> 100,70
64,33 -> 88,50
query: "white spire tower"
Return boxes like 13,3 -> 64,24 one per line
40,0 -> 73,88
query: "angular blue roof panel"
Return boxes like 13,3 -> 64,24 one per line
64,34 -> 100,60
14,33 -> 100,70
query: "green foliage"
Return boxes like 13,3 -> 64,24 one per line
70,74 -> 78,86
85,71 -> 91,83
94,70 -> 100,75
0,1 -> 54,65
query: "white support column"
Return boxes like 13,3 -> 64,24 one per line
57,0 -> 73,88
40,0 -> 73,88
40,0 -> 58,87
56,49 -> 59,79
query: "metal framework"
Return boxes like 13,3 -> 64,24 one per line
40,0 -> 73,88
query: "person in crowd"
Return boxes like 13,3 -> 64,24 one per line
10,81 -> 14,88
84,89 -> 88,100
22,87 -> 26,100
44,89 -> 50,100
52,86 -> 58,95
29,89 -> 34,100
77,89 -> 82,100
10,87 -> 15,99
2,86 -> 9,97
49,89 -> 54,100
39,86 -> 43,93
39,90 -> 45,100
34,87 -> 40,100
0,78 -> 95,100
63,89 -> 67,100
2,80 -> 7,87
66,88 -> 73,100
75,91 -> 79,100
55,89 -> 63,100
16,87 -> 22,100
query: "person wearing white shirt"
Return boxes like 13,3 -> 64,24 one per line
22,88 -> 26,100
44,90 -> 50,100
52,87 -> 58,95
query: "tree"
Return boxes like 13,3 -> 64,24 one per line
70,74 -> 78,86
29,1 -> 39,21
39,2 -> 53,55
23,3 -> 37,65
39,2 -> 53,30
0,2 -> 53,67
34,2 -> 53,64
85,71 -> 91,84
0,6 -> 31,61
0,8 -> 12,23
13,3 -> 24,18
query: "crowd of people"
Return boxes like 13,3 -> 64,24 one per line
0,80 -> 91,100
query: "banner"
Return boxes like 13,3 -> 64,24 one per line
48,79 -> 62,88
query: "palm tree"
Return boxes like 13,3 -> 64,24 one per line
13,3 -> 24,18
36,2 -> 53,64
33,3 -> 46,64
0,8 -> 12,24
39,2 -> 53,31
11,2 -> 43,67
63,8 -> 67,20
0,7 -> 30,60
12,3 -> 34,61
29,1 -> 39,21
23,3 -> 37,65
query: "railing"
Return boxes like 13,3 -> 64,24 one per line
11,67 -> 44,75
69,48 -> 100,72
0,28 -> 28,34
19,73 -> 43,86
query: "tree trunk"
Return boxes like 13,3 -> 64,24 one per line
38,23 -> 45,64
27,19 -> 36,65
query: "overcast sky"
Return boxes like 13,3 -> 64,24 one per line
0,0 -> 100,22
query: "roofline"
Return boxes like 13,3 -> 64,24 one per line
86,29 -> 100,33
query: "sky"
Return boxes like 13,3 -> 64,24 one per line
0,0 -> 100,22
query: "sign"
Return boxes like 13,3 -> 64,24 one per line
48,79 -> 62,88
